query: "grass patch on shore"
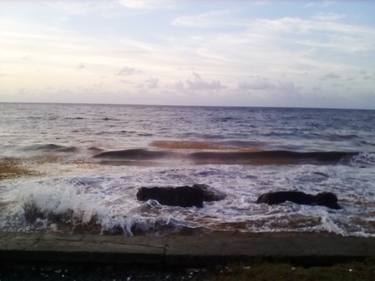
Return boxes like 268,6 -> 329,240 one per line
0,160 -> 35,180
206,260 -> 375,281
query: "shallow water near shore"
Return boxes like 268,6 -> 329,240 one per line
0,103 -> 375,236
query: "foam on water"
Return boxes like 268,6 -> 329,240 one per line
0,161 -> 374,236
1,104 -> 375,236
350,152 -> 375,167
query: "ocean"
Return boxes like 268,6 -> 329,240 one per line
0,103 -> 375,236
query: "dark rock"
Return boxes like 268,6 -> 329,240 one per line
256,191 -> 341,209
136,184 -> 225,208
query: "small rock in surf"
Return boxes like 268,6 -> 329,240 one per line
136,184 -> 225,208
256,191 -> 341,209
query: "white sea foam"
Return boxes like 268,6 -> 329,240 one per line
350,152 -> 375,167
18,179 -> 107,224
0,158 -> 374,237
1,105 -> 375,237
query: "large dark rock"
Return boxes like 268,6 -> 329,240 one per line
256,191 -> 341,209
136,184 -> 225,208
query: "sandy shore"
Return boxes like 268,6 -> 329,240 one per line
1,231 -> 375,265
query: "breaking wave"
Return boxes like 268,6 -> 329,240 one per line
349,152 -> 375,167
149,140 -> 263,150
94,149 -> 174,160
93,149 -> 360,165
189,150 -> 358,165
19,184 -> 187,236
24,144 -> 77,153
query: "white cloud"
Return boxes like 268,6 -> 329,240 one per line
253,0 -> 270,6
321,73 -> 341,80
1,3 -> 375,108
43,1 -> 119,16
313,12 -> 346,21
305,1 -> 336,8
118,0 -> 174,10
118,66 -> 140,76
237,78 -> 299,96
77,63 -> 86,70
172,10 -> 244,28
138,78 -> 159,89
177,73 -> 227,92
238,78 -> 276,90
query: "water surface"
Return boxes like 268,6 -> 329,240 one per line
0,103 -> 374,236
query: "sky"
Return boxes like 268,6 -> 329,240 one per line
0,0 -> 374,109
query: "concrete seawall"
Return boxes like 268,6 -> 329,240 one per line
1,231 -> 374,265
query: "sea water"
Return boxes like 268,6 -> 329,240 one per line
0,103 -> 374,236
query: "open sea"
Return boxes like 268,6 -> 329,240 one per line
1,103 -> 375,236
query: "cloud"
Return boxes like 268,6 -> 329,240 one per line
138,78 -> 159,89
44,1 -> 119,16
238,78 -> 276,90
45,0 -> 174,16
177,73 -> 226,92
247,16 -> 375,54
172,10 -> 245,28
118,0 -> 174,10
253,0 -> 270,6
359,70 -> 373,81
77,63 -> 86,70
117,66 -> 140,76
321,73 -> 341,80
238,78 -> 299,96
313,12 -> 346,21
305,1 -> 336,8
1,2 -> 375,108
172,10 -> 375,56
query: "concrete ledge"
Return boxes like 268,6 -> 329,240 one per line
0,232 -> 374,264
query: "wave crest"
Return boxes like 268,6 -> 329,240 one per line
150,140 -> 262,150
349,152 -> 375,167
24,144 -> 77,153
93,148 -> 359,165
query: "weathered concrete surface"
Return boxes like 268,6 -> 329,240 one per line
0,231 -> 374,264
0,232 -> 166,254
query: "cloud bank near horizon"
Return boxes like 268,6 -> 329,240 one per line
0,0 -> 374,109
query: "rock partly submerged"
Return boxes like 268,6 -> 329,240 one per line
136,184 -> 226,208
256,191 -> 341,209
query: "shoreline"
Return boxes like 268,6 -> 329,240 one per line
1,231 -> 375,265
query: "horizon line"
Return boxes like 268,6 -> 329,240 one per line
0,101 -> 374,111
